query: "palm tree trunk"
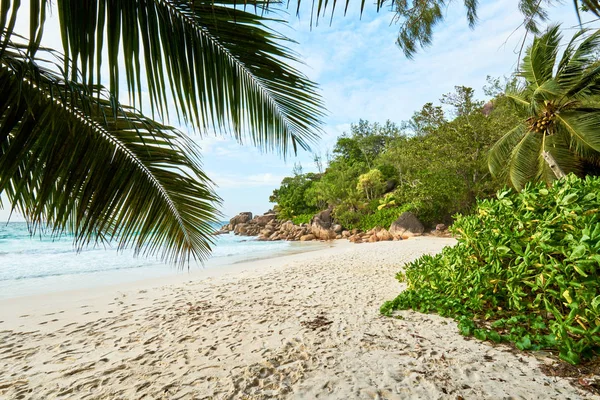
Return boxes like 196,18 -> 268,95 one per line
542,151 -> 566,179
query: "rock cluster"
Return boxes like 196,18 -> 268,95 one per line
217,210 -> 432,244
348,227 -> 396,244
217,211 -> 278,237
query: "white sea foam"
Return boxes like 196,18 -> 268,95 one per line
0,222 -> 312,299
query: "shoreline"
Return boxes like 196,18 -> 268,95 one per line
0,233 -> 329,302
1,237 -> 594,399
0,239 -> 337,331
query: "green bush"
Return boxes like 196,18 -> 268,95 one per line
381,175 -> 600,364
332,201 -> 364,230
291,213 -> 314,225
357,205 -> 412,231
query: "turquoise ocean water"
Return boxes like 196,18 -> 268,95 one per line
0,222 -> 310,299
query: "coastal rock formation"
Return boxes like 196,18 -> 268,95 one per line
254,213 -> 277,226
310,217 -> 337,240
389,212 -> 424,239
230,212 -> 252,227
220,209 -> 430,244
312,207 -> 333,228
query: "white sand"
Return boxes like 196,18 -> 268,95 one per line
0,237 -> 594,399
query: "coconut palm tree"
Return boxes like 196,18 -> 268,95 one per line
488,25 -> 600,190
0,0 -> 324,264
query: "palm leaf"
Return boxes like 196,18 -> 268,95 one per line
507,130 -> 543,190
22,0 -> 324,154
519,25 -> 561,89
504,88 -> 531,113
565,63 -> 600,98
488,124 -> 527,182
556,110 -> 600,157
0,41 -> 220,265
556,29 -> 600,89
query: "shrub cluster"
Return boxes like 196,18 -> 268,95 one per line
356,205 -> 411,232
291,213 -> 314,225
381,175 -> 600,364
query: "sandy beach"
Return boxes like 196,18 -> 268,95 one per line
0,237 -> 594,399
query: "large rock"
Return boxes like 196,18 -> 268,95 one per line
260,228 -> 275,236
234,223 -> 249,235
300,234 -> 316,241
311,207 -> 333,229
389,212 -> 424,239
376,228 -> 393,241
311,217 -> 337,240
280,221 -> 295,233
269,232 -> 281,241
332,224 -> 343,234
254,213 -> 277,226
229,212 -> 253,228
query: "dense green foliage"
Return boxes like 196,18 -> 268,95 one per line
352,204 -> 412,232
269,168 -> 322,220
489,26 -> 600,190
291,213 -> 314,225
271,83 -> 522,229
357,169 -> 386,200
381,175 -> 600,364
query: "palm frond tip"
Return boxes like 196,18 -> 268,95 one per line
0,42 -> 221,265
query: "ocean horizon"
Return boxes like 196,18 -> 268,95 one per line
0,221 -> 319,300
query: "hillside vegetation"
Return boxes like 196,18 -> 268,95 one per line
270,82 -> 522,229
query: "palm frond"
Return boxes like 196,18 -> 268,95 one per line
23,0 -> 324,155
519,25 -> 561,89
508,130 -> 543,190
556,110 -> 600,157
565,64 -> 600,98
532,79 -> 562,101
576,0 -> 600,18
0,41 -> 220,265
557,30 -> 600,95
556,30 -> 599,86
488,124 -> 527,182
504,88 -> 532,113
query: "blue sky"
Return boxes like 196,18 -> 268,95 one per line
0,0 -> 597,221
